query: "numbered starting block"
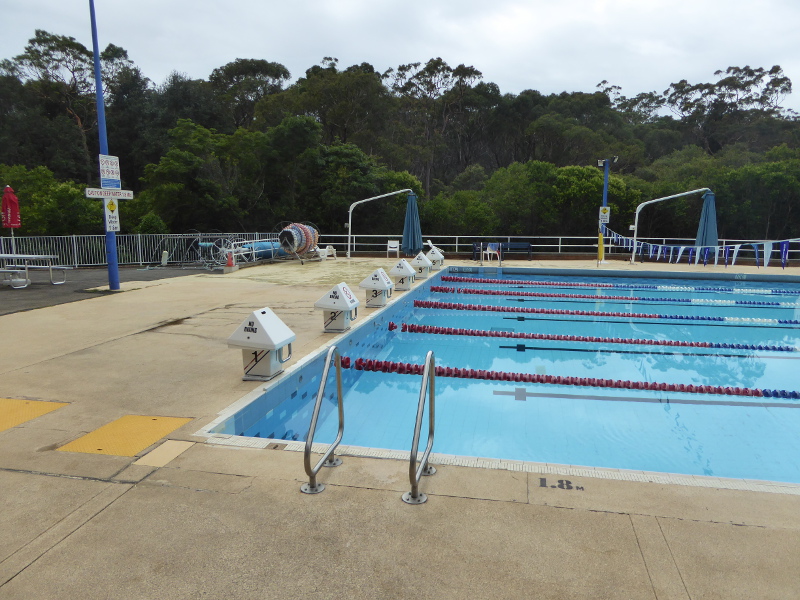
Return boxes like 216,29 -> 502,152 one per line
426,245 -> 444,270
314,282 -> 360,332
228,307 -> 296,381
410,252 -> 433,279
389,259 -> 416,291
358,268 -> 395,308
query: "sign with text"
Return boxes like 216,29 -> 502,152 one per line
104,197 -> 121,232
85,188 -> 134,199
598,206 -> 611,223
99,154 -> 121,189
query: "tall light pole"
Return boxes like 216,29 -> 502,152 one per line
89,0 -> 121,290
596,156 -> 618,264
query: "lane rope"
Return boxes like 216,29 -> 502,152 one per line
441,275 -> 800,297
430,285 -> 798,308
388,322 -> 797,352
413,299 -> 800,325
337,356 -> 799,399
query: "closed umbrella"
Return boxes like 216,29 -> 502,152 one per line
401,192 -> 423,256
2,185 -> 21,254
694,190 -> 718,257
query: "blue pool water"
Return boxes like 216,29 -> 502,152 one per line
210,267 -> 800,483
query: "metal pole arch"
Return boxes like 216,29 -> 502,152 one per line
346,189 -> 412,258
630,188 -> 711,264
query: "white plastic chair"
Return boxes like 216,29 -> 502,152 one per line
387,240 -> 400,258
483,243 -> 500,262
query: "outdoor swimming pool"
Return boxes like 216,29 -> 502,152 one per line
203,267 -> 800,485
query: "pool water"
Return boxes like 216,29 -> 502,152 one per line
210,267 -> 800,484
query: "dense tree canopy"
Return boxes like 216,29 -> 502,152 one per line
2,29 -> 800,242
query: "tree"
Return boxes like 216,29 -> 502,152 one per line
482,161 -> 558,235
105,65 -> 157,191
663,66 -> 794,154
1,30 -> 133,183
302,142 -> 379,233
390,57 -> 483,196
210,58 -> 290,129
0,163 -> 102,235
257,58 -> 393,154
138,119 -> 237,232
135,211 -> 169,234
422,190 -> 498,236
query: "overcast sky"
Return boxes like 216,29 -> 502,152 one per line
4,0 -> 800,112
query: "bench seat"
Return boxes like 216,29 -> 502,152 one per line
500,242 -> 532,260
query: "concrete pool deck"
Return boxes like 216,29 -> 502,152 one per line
1,256 -> 799,599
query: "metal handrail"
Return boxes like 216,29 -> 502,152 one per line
402,350 -> 437,504
300,346 -> 345,494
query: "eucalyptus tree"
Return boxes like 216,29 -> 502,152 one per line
256,58 -> 393,155
663,65 -> 794,154
1,29 -> 133,183
209,58 -> 290,130
390,57 -> 483,196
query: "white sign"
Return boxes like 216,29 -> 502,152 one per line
85,188 -> 134,199
104,197 -> 121,232
598,206 -> 611,223
99,154 -> 121,189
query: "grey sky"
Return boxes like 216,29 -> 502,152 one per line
4,0 -> 800,112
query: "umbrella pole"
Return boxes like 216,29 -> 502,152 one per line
10,229 -> 16,255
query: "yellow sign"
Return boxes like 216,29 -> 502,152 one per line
104,197 -> 121,232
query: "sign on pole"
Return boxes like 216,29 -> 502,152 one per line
104,197 -> 121,232
598,206 -> 611,223
85,188 -> 134,199
99,154 -> 121,189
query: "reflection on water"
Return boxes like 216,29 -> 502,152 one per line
227,271 -> 800,482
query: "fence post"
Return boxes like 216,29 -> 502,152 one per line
72,235 -> 79,267
137,233 -> 143,266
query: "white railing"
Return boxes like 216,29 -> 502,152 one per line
317,234 -> 797,261
0,232 -> 278,268
0,232 -> 795,267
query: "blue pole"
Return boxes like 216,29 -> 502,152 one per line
601,159 -> 610,207
89,0 -> 120,290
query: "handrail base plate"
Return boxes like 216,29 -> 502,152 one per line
400,492 -> 428,504
401,491 -> 428,505
301,482 -> 326,494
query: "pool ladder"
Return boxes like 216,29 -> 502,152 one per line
300,346 -> 437,503
401,350 -> 437,504
301,346 -> 344,495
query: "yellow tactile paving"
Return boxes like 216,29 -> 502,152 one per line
58,415 -> 192,457
0,398 -> 68,432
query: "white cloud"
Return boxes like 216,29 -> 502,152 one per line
2,0 -> 799,111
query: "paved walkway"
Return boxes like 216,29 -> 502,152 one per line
1,257 -> 799,599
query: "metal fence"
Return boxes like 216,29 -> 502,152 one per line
0,232 -> 795,267
0,232 -> 278,268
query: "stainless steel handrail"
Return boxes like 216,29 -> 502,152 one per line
402,350 -> 436,504
300,346 -> 344,494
